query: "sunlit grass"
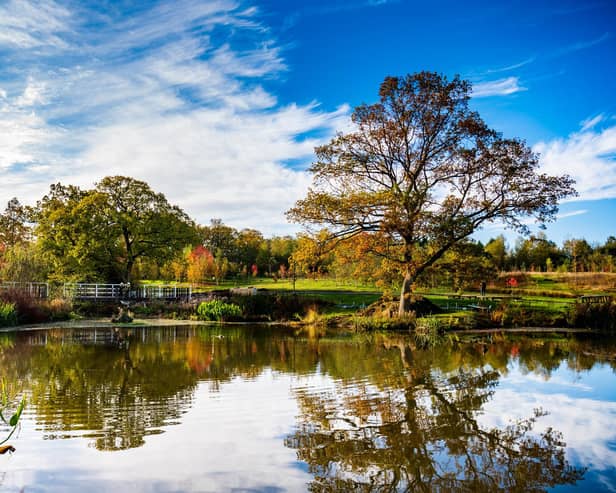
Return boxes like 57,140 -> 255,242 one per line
235,277 -> 380,292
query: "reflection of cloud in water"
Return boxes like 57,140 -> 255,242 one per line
504,368 -> 594,392
481,387 -> 616,472
4,371 -> 312,492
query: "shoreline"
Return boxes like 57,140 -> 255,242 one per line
0,317 -> 599,335
0,317 -> 300,332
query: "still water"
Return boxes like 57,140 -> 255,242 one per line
0,325 -> 615,492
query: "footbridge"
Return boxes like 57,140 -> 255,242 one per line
63,283 -> 192,301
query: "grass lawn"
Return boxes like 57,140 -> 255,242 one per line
235,277 -> 381,292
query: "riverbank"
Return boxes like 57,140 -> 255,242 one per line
1,290 -> 614,334
0,317 -> 303,332
0,316 -> 600,336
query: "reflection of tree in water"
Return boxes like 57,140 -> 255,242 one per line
1,328 -> 198,451
0,325 -> 614,466
286,336 -> 587,492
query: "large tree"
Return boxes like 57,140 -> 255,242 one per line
35,176 -> 198,282
287,72 -> 576,314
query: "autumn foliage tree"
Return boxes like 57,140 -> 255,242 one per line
288,72 -> 576,315
186,245 -> 215,283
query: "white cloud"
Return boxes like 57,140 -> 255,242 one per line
0,0 -> 349,235
482,387 -> 616,472
15,77 -> 49,107
535,119 -> 616,201
473,76 -> 525,97
0,0 -> 72,49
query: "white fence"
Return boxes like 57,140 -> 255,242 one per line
63,283 -> 192,301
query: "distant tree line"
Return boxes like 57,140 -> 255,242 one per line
0,177 -> 297,284
0,178 -> 613,290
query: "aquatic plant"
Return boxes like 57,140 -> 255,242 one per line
197,300 -> 242,321
0,379 -> 26,452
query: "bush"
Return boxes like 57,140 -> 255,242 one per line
567,302 -> 616,332
0,290 -> 73,324
197,300 -> 243,321
47,298 -> 73,321
0,302 -> 17,327
0,289 -> 47,324
491,302 -> 567,328
351,313 -> 416,332
230,294 -> 331,321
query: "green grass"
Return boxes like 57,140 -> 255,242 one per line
235,277 -> 380,292
234,278 -> 382,315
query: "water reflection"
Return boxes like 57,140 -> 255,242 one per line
0,327 -> 615,491
287,351 -> 584,491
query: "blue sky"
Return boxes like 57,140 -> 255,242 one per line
0,0 -> 615,247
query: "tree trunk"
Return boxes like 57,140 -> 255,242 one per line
399,269 -> 413,316
125,258 -> 134,283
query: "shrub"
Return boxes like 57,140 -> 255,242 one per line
230,294 -> 331,321
47,298 -> 73,321
72,300 -> 117,317
0,302 -> 17,327
197,300 -> 243,321
567,302 -> 616,332
492,302 -> 567,328
0,289 -> 47,324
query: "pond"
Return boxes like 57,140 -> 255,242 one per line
0,325 -> 615,492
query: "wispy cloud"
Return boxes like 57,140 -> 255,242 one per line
0,0 -> 349,234
552,32 -> 611,58
535,117 -> 616,201
486,57 -> 536,74
472,76 -> 525,98
556,209 -> 588,220
0,0 -> 72,48
281,0 -> 396,31
580,114 -> 605,132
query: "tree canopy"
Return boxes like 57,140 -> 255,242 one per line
34,176 -> 198,282
288,72 -> 577,313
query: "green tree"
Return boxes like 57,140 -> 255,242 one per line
599,236 -> 616,257
34,177 -> 198,282
513,233 -> 562,272
33,183 -> 103,281
430,240 -> 496,291
288,72 -> 576,315
563,238 -> 593,273
0,198 -> 30,249
200,219 -> 238,262
94,176 -> 198,281
485,235 -> 507,271
0,242 -> 50,282
235,228 -> 264,272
